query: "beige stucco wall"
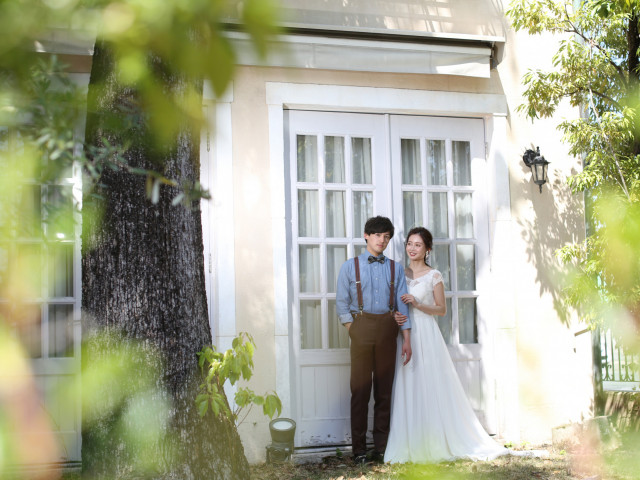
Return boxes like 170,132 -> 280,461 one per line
225,2 -> 593,463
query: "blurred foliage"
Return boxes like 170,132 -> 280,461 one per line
507,1 -> 640,352
197,332 -> 282,425
0,0 -> 280,475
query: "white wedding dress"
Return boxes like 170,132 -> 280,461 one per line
384,269 -> 509,464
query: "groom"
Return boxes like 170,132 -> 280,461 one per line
336,216 -> 412,465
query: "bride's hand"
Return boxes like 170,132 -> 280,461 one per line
401,294 -> 418,306
394,311 -> 408,326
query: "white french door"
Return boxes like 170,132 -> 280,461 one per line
287,110 -> 492,448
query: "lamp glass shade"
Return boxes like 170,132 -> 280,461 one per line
532,159 -> 548,186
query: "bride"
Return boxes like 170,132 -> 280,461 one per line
384,227 -> 508,464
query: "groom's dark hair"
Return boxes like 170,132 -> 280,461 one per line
364,216 -> 395,238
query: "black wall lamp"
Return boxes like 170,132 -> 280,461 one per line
522,146 -> 550,193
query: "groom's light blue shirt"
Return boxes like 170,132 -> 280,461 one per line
336,252 -> 411,330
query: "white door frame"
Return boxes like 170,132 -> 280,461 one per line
266,82 -> 515,441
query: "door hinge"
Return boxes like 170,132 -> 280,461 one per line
209,253 -> 213,273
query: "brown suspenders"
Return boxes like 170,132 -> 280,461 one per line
353,256 -> 395,313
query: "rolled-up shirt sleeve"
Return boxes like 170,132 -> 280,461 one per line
395,263 -> 411,330
336,260 -> 353,324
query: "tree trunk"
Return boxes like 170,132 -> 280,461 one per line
81,40 -> 249,479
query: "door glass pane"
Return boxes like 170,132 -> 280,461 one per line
328,299 -> 349,349
428,192 -> 448,238
299,245 -> 320,292
325,136 -> 345,183
49,304 -> 73,357
353,191 -> 373,236
297,135 -> 318,182
436,297 -> 453,344
453,141 -> 472,186
325,191 -> 346,237
459,297 -> 478,344
19,184 -> 41,238
49,244 -> 73,298
427,140 -> 446,185
327,245 -> 347,293
352,138 -> 372,184
454,193 -> 473,238
431,244 -> 450,289
401,139 -> 421,185
403,191 -> 422,231
16,304 -> 42,358
47,185 -> 74,240
300,300 -> 322,349
298,190 -> 319,237
456,244 -> 476,290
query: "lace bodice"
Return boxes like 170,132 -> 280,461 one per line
406,269 -> 443,308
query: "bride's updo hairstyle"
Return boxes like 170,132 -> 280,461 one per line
405,227 -> 433,265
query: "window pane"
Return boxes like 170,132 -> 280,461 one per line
401,139 -> 421,185
18,244 -> 42,297
459,297 -> 478,344
328,299 -> 349,349
325,136 -> 345,183
49,304 -> 74,358
453,141 -> 472,186
327,245 -> 347,293
428,192 -> 448,238
456,244 -> 476,290
300,300 -> 322,349
16,304 -> 42,358
47,185 -> 74,240
436,298 -> 453,344
454,193 -> 473,238
19,185 -> 41,238
299,245 -> 320,292
352,138 -> 372,184
297,135 -> 318,182
353,191 -> 373,236
403,191 -> 422,231
431,244 -> 450,289
325,191 -> 346,237
427,140 -> 446,185
49,244 -> 74,298
298,190 -> 319,237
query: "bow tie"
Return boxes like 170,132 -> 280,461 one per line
368,255 -> 385,264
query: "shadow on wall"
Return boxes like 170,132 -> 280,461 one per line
278,0 -> 506,38
517,162 -> 585,326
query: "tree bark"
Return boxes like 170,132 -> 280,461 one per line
81,40 -> 249,479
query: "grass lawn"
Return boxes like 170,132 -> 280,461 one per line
250,436 -> 640,480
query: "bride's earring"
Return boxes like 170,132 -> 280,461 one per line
424,251 -> 430,264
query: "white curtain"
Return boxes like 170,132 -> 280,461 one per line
454,193 -> 473,238
298,189 -> 319,237
326,191 -> 346,237
325,136 -> 345,183
326,245 -> 347,293
401,138 -> 421,185
456,244 -> 475,291
299,244 -> 320,292
297,134 -> 318,182
403,191 -> 422,230
452,141 -> 472,186
300,300 -> 322,349
353,191 -> 373,235
428,139 -> 447,185
428,192 -> 448,238
352,137 -> 372,184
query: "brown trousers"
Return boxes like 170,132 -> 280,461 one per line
349,310 -> 399,456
